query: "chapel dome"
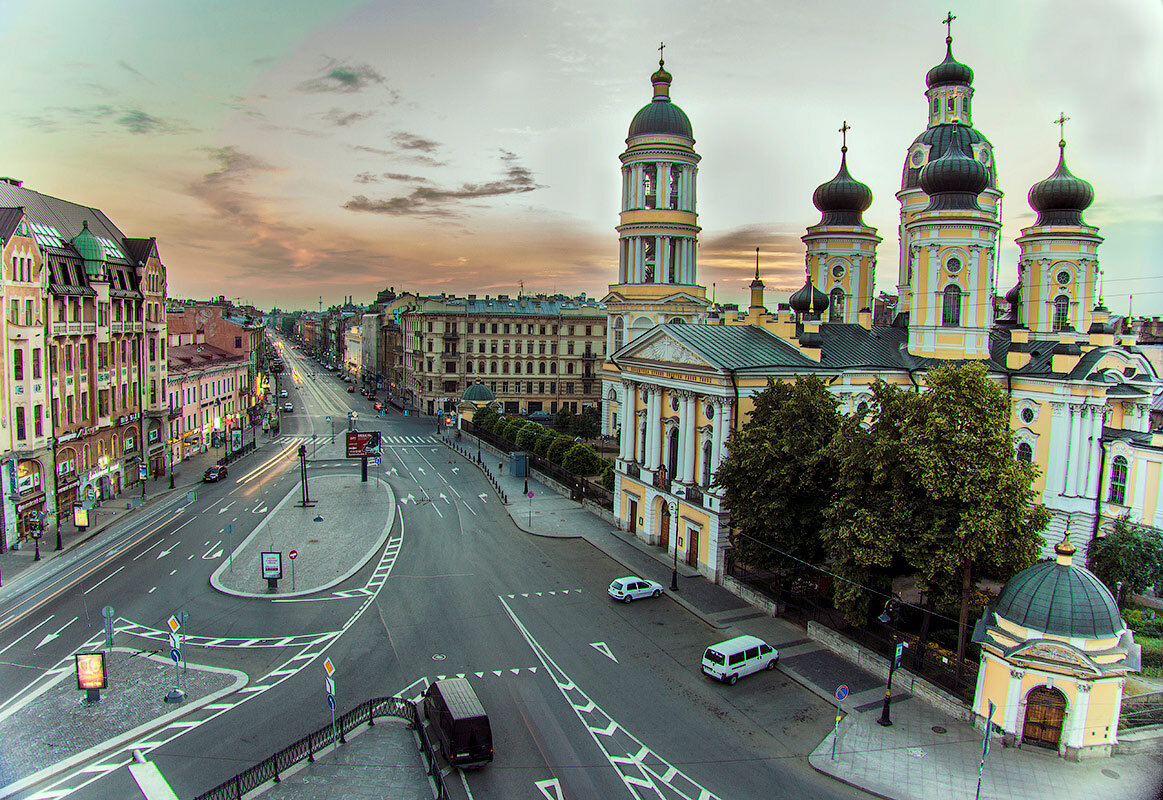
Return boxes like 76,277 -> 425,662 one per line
628,59 -> 693,140
1028,143 -> 1095,226
919,143 -> 989,210
461,382 -> 496,403
926,40 -> 974,88
812,149 -> 873,226
789,277 -> 829,315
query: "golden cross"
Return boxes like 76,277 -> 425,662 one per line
658,41 -> 665,64
1054,112 -> 1070,145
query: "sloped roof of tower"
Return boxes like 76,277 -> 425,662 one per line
812,148 -> 873,226
628,58 -> 693,141
1028,141 -> 1095,226
902,124 -> 995,191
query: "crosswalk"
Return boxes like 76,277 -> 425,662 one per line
272,434 -> 435,447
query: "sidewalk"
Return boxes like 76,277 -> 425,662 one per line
447,431 -> 1163,800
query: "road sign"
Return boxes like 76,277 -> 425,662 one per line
373,456 -> 381,466
101,605 -> 115,620
836,685 -> 849,701
325,416 -> 331,423
326,694 -> 335,710
894,642 -> 905,668
289,549 -> 298,560
323,657 -> 335,677
325,676 -> 335,696
168,632 -> 179,651
169,648 -> 181,664
527,491 -> 535,499
85,486 -> 96,502
167,615 -> 181,634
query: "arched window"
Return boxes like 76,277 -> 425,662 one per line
667,428 -> 679,479
527,361 -> 533,374
1053,295 -> 1070,332
489,362 -> 497,374
478,361 -> 485,374
638,421 -> 647,462
539,362 -> 546,374
942,285 -> 962,327
514,362 -> 521,374
550,362 -> 558,374
1016,442 -> 1033,464
829,289 -> 845,323
1108,455 -> 1129,505
702,440 -> 713,486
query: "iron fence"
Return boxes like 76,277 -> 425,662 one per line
1120,690 -> 1163,730
193,696 -> 449,800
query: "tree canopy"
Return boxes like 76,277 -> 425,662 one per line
1087,516 -> 1163,605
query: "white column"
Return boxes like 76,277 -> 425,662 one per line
715,401 -> 732,473
1085,408 -> 1105,498
709,400 -> 724,480
1065,405 -> 1080,496
1003,667 -> 1025,735
660,238 -> 670,283
681,395 -> 697,483
658,163 -> 671,209
1077,407 -> 1095,497
646,390 -> 661,470
619,385 -> 634,461
1067,683 -> 1091,749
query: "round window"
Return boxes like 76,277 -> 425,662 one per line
705,403 -> 714,419
670,396 -> 679,412
1057,270 -> 1071,285
946,257 -> 962,274
910,150 -> 925,168
831,264 -> 846,279
1021,407 -> 1035,424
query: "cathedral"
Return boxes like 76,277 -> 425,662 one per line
600,24 -> 1160,582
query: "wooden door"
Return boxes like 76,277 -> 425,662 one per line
628,501 -> 637,535
686,528 -> 699,567
1022,686 -> 1066,749
659,504 -> 670,550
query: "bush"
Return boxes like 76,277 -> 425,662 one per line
516,423 -> 543,450
563,443 -> 604,476
547,436 -> 574,464
1123,608 -> 1163,639
499,418 -> 524,441
1140,637 -> 1163,671
473,407 -> 498,429
601,462 -> 615,490
533,430 -> 556,457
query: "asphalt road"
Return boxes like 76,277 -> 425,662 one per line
0,337 -> 863,800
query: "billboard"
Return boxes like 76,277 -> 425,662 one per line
76,653 -> 107,690
261,551 -> 282,580
345,431 -> 381,459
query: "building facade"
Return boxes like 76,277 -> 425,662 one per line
606,27 -> 1162,582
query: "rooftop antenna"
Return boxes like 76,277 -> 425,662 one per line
319,296 -> 322,314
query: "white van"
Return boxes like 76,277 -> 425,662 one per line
701,635 -> 779,685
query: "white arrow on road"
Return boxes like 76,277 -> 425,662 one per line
202,541 -> 224,559
534,779 -> 564,800
400,494 -> 415,505
439,493 -> 449,503
478,493 -> 488,502
451,467 -> 459,474
252,505 -> 268,514
36,616 -> 78,649
217,501 -> 235,514
590,641 -> 618,663
386,467 -> 398,476
157,541 -> 180,559
417,467 -> 426,474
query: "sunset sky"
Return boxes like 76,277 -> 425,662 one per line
0,0 -> 1159,313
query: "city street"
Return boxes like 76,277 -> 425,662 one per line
0,338 -> 858,800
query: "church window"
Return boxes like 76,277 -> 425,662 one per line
946,97 -> 955,113
941,285 -> 962,327
1052,295 -> 1070,331
831,264 -> 845,279
946,257 -> 962,275
932,98 -> 939,115
643,239 -> 656,282
1056,270 -> 1071,286
829,289 -> 845,323
668,238 -> 678,283
643,165 -> 657,209
1108,456 -> 1129,505
702,440 -> 713,487
1016,442 -> 1033,464
1020,407 -> 1035,424
669,166 -> 681,209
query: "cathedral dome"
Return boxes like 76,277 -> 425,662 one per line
919,143 -> 988,210
902,124 -> 995,191
812,149 -> 873,226
926,40 -> 974,88
1004,281 -> 1022,306
1028,143 -> 1094,226
461,381 -> 495,403
993,536 -> 1124,639
628,59 -> 693,140
789,277 -> 829,315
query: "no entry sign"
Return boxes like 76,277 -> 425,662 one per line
289,549 -> 298,560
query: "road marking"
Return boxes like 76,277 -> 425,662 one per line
156,541 -> 179,560
132,540 -> 166,561
148,587 -> 157,594
201,541 -> 223,560
169,570 -> 177,576
478,493 -> 488,502
35,616 -> 78,649
432,505 -> 443,518
0,615 -> 54,656
82,567 -> 124,595
171,518 -> 196,535
535,778 -> 564,800
461,502 -> 477,516
590,642 -> 618,663
217,502 -> 235,514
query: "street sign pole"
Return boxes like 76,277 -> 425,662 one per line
975,700 -> 996,800
831,684 -> 849,760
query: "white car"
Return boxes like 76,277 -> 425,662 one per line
608,576 -> 663,603
278,389 -> 288,398
283,402 -> 293,412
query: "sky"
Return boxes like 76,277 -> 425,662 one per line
0,0 -> 1159,313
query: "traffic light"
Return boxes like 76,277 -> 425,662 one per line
298,445 -> 306,459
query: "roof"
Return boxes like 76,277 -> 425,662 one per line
992,558 -> 1124,639
620,323 -> 819,372
0,182 -> 132,264
167,343 -> 246,373
461,382 -> 496,402
629,98 -> 693,140
431,678 -> 486,721
0,207 -> 24,242
903,123 -> 995,191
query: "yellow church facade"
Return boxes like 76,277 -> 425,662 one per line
601,28 -> 1163,583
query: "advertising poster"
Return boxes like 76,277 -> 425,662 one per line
261,551 -> 282,580
75,653 -> 107,690
73,504 -> 89,528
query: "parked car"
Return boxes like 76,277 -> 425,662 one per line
607,576 -> 663,603
283,402 -> 293,412
527,410 -> 554,422
346,385 -> 355,393
202,465 -> 228,482
701,635 -> 779,685
278,389 -> 288,398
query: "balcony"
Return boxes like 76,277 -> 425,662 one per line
131,321 -> 143,333
626,462 -> 641,480
582,351 -> 596,360
167,406 -> 182,420
81,322 -> 96,335
52,320 -> 81,336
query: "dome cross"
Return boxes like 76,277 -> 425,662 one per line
1054,111 -> 1070,149
658,41 -> 665,65
943,10 -> 956,42
838,120 -> 850,153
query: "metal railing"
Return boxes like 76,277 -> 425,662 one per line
194,696 -> 449,800
1120,691 -> 1163,730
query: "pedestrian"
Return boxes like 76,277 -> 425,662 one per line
499,461 -> 504,474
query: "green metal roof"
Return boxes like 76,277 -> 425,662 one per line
993,559 -> 1123,639
629,99 -> 693,140
657,323 -> 819,371
462,382 -> 496,402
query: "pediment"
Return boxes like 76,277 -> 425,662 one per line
1004,640 -> 1101,675
616,330 -> 714,369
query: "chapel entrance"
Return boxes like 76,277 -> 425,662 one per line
658,502 -> 670,550
1022,686 -> 1066,750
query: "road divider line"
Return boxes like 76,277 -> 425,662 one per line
82,566 -> 124,595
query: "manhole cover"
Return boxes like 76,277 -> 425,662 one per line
931,726 -> 947,734
313,516 -> 323,522
1101,769 -> 1120,779
432,653 -> 446,661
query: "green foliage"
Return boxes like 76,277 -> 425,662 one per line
554,406 -> 575,434
1140,637 -> 1163,670
499,418 -> 525,441
601,461 -> 615,491
473,406 -> 498,430
1087,516 -> 1163,605
547,436 -> 574,464
563,443 -> 604,476
1122,608 -> 1163,638
718,376 -> 841,578
574,406 -> 600,440
533,429 -> 556,457
516,423 -> 543,450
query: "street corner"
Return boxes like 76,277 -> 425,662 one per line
209,472 -> 396,600
0,647 -> 246,798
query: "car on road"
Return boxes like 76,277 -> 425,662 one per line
283,402 -> 293,412
701,635 -> 779,685
202,465 -> 228,482
374,402 -> 383,411
278,389 -> 288,397
607,576 -> 663,603
346,385 -> 355,393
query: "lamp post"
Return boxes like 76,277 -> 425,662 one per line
669,499 -> 679,591
877,598 -> 903,727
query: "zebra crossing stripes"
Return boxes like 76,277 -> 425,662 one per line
114,620 -> 341,649
381,435 -> 435,445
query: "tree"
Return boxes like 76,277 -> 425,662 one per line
533,429 -> 556,457
554,406 -> 575,434
472,406 -> 498,430
717,376 -> 841,578
547,436 -> 574,464
1087,516 -> 1163,605
563,443 -> 604,476
574,406 -> 600,441
516,423 -> 543,450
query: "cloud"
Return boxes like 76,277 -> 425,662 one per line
384,173 -> 430,183
354,172 -> 380,184
353,145 -> 392,156
117,60 -> 155,85
323,108 -> 374,127
392,132 -> 439,153
297,58 -> 393,96
20,105 -> 190,135
353,136 -> 447,167
700,223 -> 807,292
343,149 -> 541,217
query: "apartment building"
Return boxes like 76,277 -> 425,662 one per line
0,179 -> 168,549
398,294 -> 606,416
166,343 -> 250,464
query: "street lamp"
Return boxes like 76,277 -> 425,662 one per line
669,499 -> 679,591
877,598 -> 903,727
